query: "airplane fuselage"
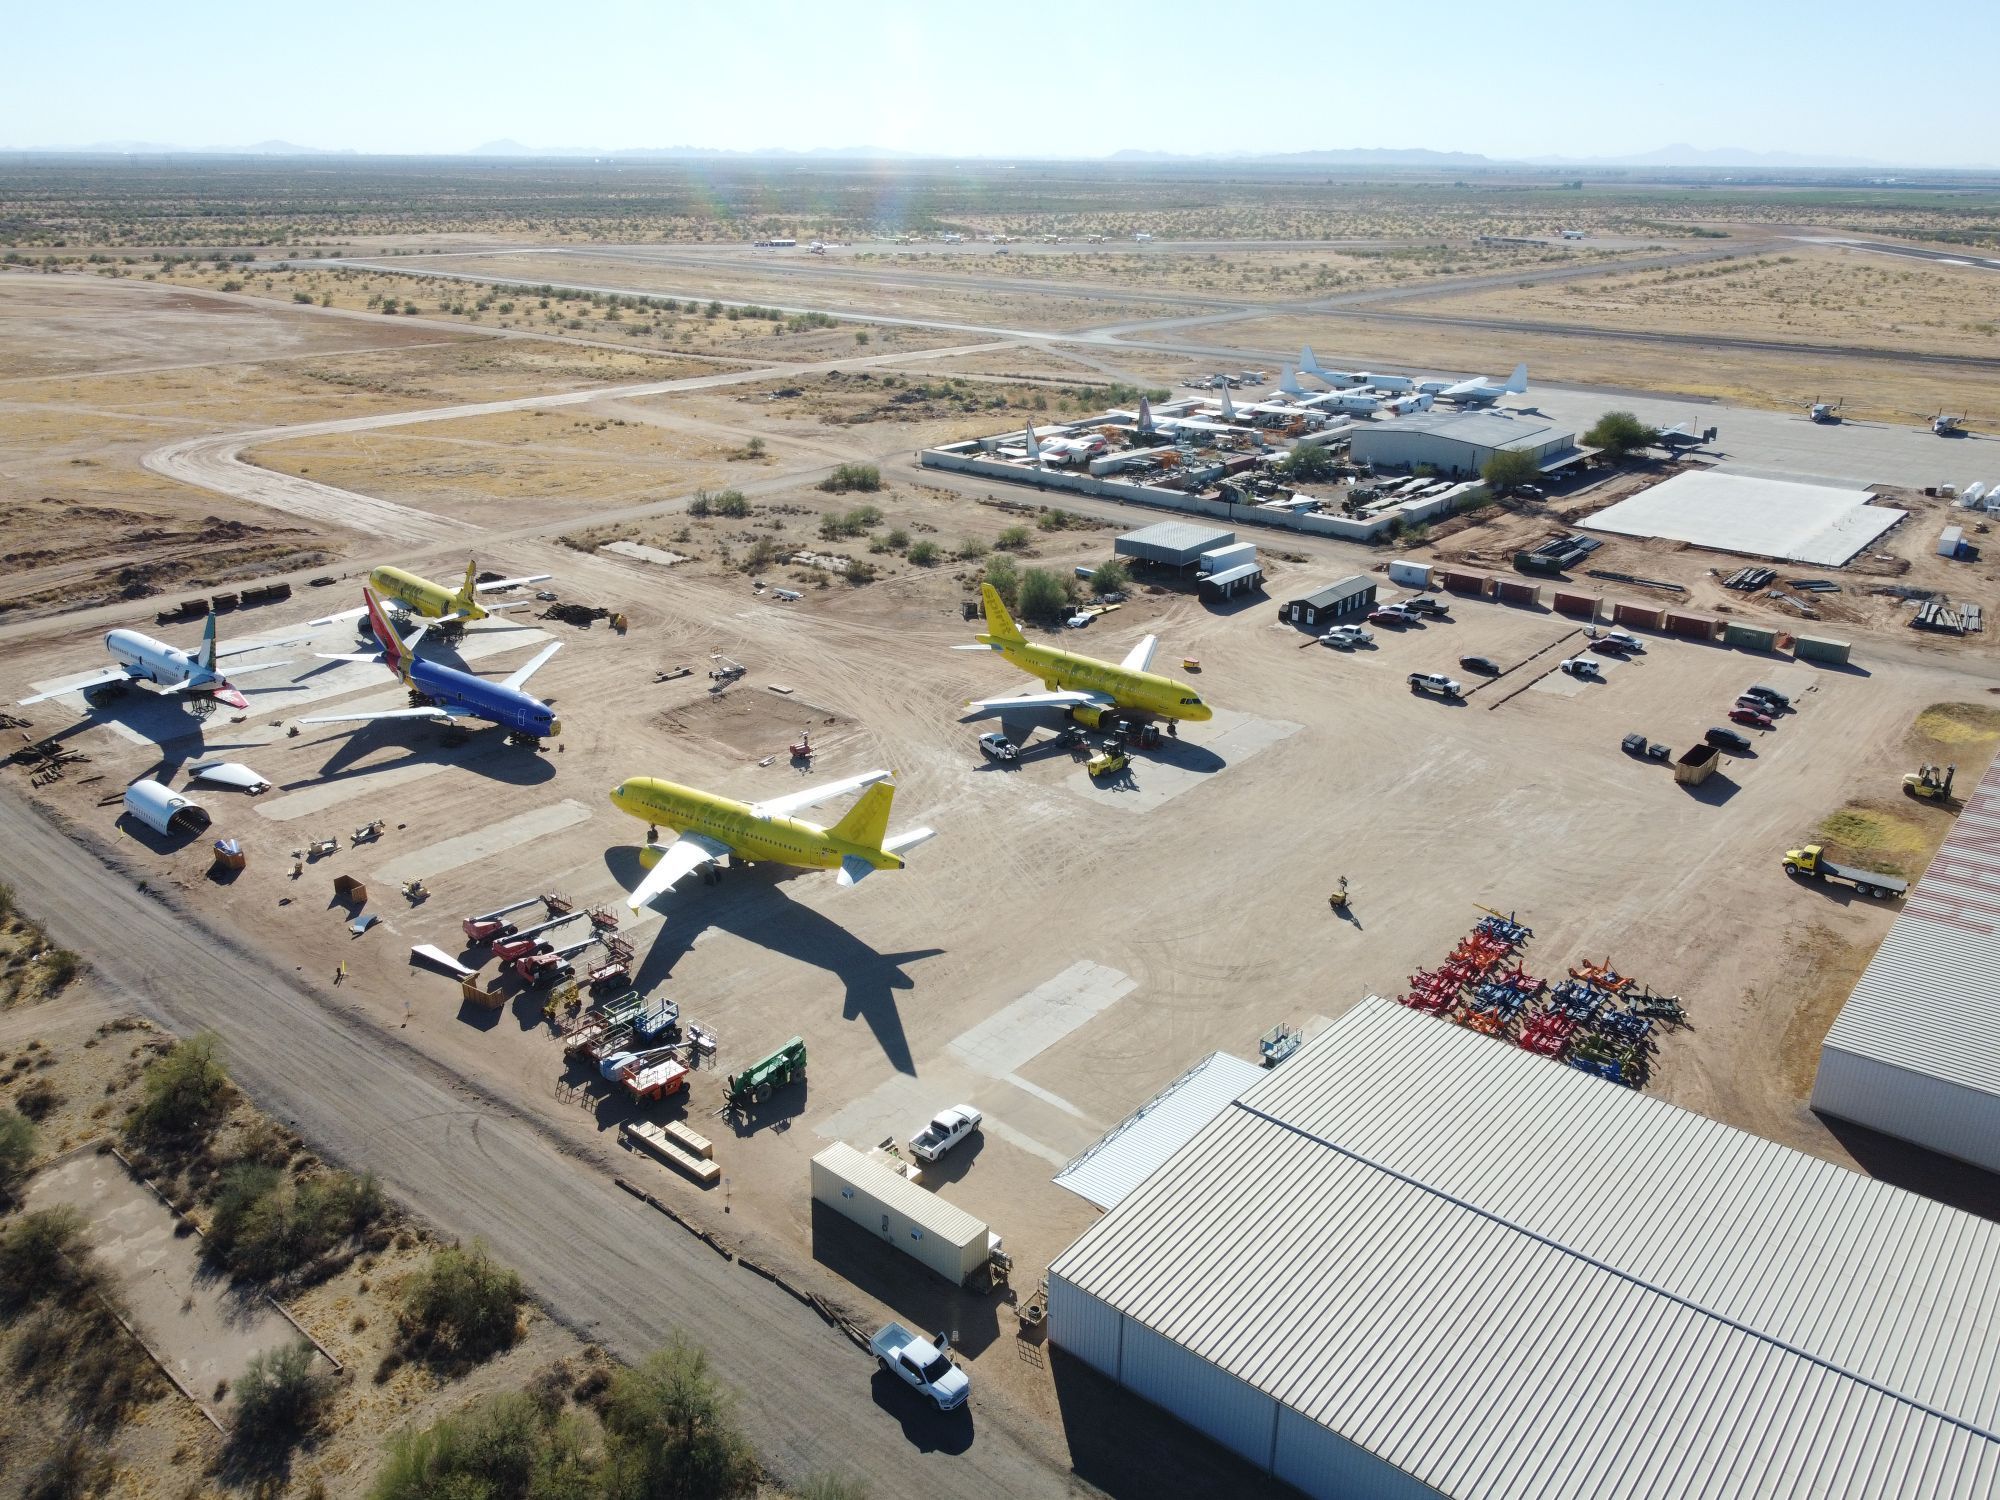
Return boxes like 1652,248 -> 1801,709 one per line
105,629 -> 197,688
369,566 -> 480,622
407,656 -> 559,736
989,638 -> 1211,722
609,779 -> 896,871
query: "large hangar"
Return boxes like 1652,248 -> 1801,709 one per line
1812,754 -> 2000,1172
1350,410 -> 1579,479
1048,999 -> 2000,1500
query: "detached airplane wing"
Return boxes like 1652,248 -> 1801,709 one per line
297,706 -> 452,725
17,666 -> 137,706
1119,634 -> 1160,674
750,768 -> 892,821
476,573 -> 552,593
307,605 -> 367,627
628,833 -> 732,910
498,640 -> 562,692
964,688 -> 1113,715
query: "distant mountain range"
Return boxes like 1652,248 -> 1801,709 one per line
1,140 -> 1986,171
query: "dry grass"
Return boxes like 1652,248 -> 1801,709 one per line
1415,248 -> 2000,360
1913,701 -> 2000,744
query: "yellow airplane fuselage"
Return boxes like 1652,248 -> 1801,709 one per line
368,565 -> 486,622
982,635 -> 1212,722
609,779 -> 902,873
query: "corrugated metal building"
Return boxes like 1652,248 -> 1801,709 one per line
1350,411 -> 1578,479
1051,998 -> 2000,1499
810,1143 -> 994,1286
1813,754 -> 2000,1172
1116,522 -> 1236,569
1284,576 -> 1375,627
1053,1052 -> 1263,1211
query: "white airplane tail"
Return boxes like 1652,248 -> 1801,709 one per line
196,613 -> 220,675
1138,397 -> 1154,433
1300,345 -> 1320,376
1280,365 -> 1305,397
1024,424 -> 1043,464
1505,362 -> 1529,394
1220,384 -> 1237,420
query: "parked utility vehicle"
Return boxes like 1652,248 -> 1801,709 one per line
1781,845 -> 1908,900
1408,672 -> 1463,698
977,732 -> 1018,762
910,1105 -> 982,1162
1321,625 -> 1374,649
871,1324 -> 969,1411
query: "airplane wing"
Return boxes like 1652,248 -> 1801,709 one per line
307,605 -> 367,627
499,640 -> 562,692
627,833 -> 731,910
1119,634 -> 1160,674
16,666 -> 137,706
964,688 -> 1113,715
211,658 -> 296,678
297,706 -> 452,725
475,573 -> 553,594
750,768 -> 892,821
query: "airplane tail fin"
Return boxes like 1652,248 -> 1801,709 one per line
1220,384 -> 1237,420
1138,397 -> 1154,433
1301,345 -> 1318,373
455,559 -> 480,612
829,782 -> 894,852
1024,423 -> 1043,464
1280,365 -> 1304,396
979,583 -> 1024,644
197,612 -> 219,673
363,588 -> 413,681
1506,362 -> 1529,394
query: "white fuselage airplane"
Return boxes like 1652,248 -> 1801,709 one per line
18,614 -> 301,710
1022,425 -> 1109,466
1438,363 -> 1530,406
1298,347 -> 1368,389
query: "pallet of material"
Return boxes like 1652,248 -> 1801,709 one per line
662,1121 -> 713,1160
622,1121 -> 720,1186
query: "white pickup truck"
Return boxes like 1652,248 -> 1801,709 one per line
1407,671 -> 1463,699
871,1323 -> 970,1411
909,1105 -> 982,1163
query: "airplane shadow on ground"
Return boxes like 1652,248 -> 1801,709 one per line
279,722 -> 556,791
603,845 -> 941,1076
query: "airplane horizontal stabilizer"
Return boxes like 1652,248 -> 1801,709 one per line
883,827 -> 936,857
836,854 -> 873,887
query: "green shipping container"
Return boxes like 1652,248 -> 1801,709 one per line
1796,635 -> 1851,665
1724,622 -> 1778,651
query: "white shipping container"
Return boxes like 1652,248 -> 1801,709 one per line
1199,542 -> 1258,575
1386,560 -> 1434,589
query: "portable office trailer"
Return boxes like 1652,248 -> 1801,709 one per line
1796,635 -> 1852,666
1385,560 -> 1433,590
810,1142 -> 992,1286
1938,526 -> 1965,559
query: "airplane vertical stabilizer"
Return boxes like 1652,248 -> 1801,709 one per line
454,559 -> 480,613
980,583 -> 1024,644
1138,397 -> 1155,433
1280,365 -> 1305,397
1024,424 -> 1043,465
1220,383 -> 1237,421
828,782 -> 894,852
364,589 -> 414,682
197,612 -> 219,673
1506,363 -> 1529,394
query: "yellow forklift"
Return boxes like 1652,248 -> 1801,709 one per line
1903,763 -> 1956,801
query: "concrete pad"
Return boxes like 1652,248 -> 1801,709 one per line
949,961 -> 1136,1077
602,540 -> 689,567
372,798 -> 593,885
24,1151 -> 329,1419
256,759 -> 451,821
1583,470 -> 1905,566
1066,709 -> 1300,813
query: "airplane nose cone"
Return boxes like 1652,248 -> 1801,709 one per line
547,717 -> 562,737
1190,703 -> 1214,722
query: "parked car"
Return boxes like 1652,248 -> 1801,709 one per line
1368,608 -> 1412,628
1459,655 -> 1500,675
1402,596 -> 1449,618
1408,672 -> 1463,699
1743,684 -> 1791,711
977,732 -> 1018,762
1586,637 -> 1629,657
1733,695 -> 1778,715
1559,657 -> 1602,679
909,1105 -> 983,1162
1600,629 -> 1645,652
1728,707 -> 1775,730
1065,612 -> 1093,629
1706,725 -> 1753,753
870,1323 -> 969,1412
1321,624 -> 1374,649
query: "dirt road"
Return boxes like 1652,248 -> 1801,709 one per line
0,788 -> 1087,1500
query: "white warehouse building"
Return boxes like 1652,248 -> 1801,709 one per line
1048,998 -> 2000,1500
1350,409 -> 1580,479
1812,753 -> 2000,1172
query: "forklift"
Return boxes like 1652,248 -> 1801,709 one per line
1903,763 -> 1956,801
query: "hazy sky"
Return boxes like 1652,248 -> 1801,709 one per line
7,1 -> 1992,165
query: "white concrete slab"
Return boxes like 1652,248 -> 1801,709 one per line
371,798 -> 593,885
948,961 -> 1137,1077
602,540 -> 689,566
1066,709 -> 1300,813
1582,470 -> 1905,566
255,759 -> 450,821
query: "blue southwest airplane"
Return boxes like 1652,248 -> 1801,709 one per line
301,588 -> 563,739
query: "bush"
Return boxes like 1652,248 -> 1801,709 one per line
818,463 -> 881,494
127,1032 -> 229,1144
208,1163 -> 383,1281
1017,567 -> 1075,624
711,490 -> 752,519
883,528 -> 910,551
994,525 -> 1032,552
601,1337 -> 758,1500
844,560 -> 878,586
371,1390 -> 599,1500
955,538 -> 987,561
1275,444 -> 1342,483
982,554 -> 1020,609
0,1207 -> 88,1311
1583,409 -> 1660,460
232,1341 -> 331,1448
1088,558 -> 1130,596
906,540 -> 941,566
398,1242 -> 523,1365
0,1107 -> 34,1190
13,1077 -> 61,1121
1480,449 -> 1541,492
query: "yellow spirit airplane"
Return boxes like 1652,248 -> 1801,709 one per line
609,770 -> 936,910
958,584 -> 1213,726
309,560 -> 551,628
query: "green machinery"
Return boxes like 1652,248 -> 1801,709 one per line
726,1036 -> 807,1108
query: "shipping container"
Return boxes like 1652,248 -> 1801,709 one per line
1796,635 -> 1852,666
1513,550 -> 1565,576
1613,602 -> 1665,630
1437,569 -> 1493,598
1198,542 -> 1258,576
1385,559 -> 1433,590
1551,590 -> 1602,621
1663,611 -> 1720,641
1494,580 -> 1543,608
810,1143 -> 993,1286
1723,622 -> 1778,652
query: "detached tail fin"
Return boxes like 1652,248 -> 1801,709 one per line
1506,362 -> 1529,394
828,782 -> 894,851
198,612 -> 219,672
979,583 -> 1024,643
363,588 -> 412,680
